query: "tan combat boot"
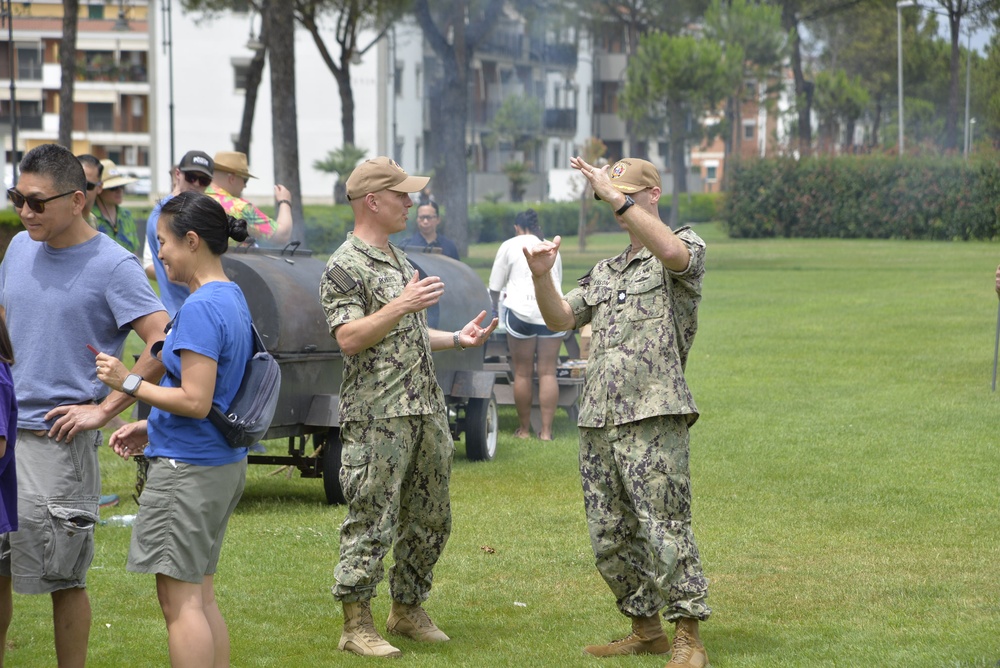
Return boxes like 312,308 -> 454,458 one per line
338,600 -> 403,658
583,613 -> 671,657
665,618 -> 709,667
386,601 -> 450,642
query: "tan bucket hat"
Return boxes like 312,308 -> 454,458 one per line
213,151 -> 256,180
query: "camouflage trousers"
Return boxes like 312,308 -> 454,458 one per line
579,414 -> 711,622
332,412 -> 454,604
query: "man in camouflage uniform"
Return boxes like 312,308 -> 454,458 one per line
319,157 -> 497,659
524,156 -> 711,668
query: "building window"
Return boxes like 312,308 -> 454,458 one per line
595,81 -> 619,114
16,44 -> 42,80
87,103 -> 113,131
705,163 -> 718,182
88,5 -> 103,19
743,122 -> 755,141
394,62 -> 403,97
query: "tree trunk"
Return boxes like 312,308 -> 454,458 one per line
944,12 -> 962,151
668,101 -> 687,228
265,0 -> 304,243
414,0 -> 468,255
783,6 -> 812,157
332,65 -> 355,146
871,96 -> 882,148
235,9 -> 268,159
58,0 -> 79,149
434,51 -> 470,254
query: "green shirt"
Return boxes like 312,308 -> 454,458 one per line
91,205 -> 139,255
564,226 -> 705,428
319,233 -> 445,423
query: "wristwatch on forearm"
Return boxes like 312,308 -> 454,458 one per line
122,374 -> 143,396
615,195 -> 635,216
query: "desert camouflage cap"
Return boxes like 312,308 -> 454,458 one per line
346,157 -> 429,201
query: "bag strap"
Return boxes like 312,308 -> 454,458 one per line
250,322 -> 268,355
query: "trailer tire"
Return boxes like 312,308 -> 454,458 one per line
464,395 -> 498,461
322,430 -> 346,505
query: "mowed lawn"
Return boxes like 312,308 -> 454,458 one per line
7,224 -> 1000,666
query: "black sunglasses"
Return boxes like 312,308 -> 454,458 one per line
7,188 -> 77,213
86,181 -> 100,191
183,171 -> 212,187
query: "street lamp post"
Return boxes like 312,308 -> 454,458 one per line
897,0 -> 916,157
964,30 -> 972,160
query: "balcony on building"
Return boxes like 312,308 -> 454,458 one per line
76,50 -> 148,83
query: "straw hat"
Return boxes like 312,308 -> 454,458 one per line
99,159 -> 138,189
213,151 -> 256,180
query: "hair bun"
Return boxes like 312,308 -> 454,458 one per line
226,215 -> 249,243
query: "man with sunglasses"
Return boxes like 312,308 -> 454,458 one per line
143,150 -> 215,316
76,154 -> 103,229
0,143 -> 168,668
207,151 -> 293,247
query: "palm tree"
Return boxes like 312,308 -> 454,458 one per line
314,144 -> 367,204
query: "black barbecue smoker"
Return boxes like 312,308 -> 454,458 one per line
219,244 -> 498,504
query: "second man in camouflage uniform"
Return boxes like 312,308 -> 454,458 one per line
524,156 -> 711,668
319,157 -> 497,659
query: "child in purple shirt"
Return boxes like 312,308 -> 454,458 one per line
0,312 -> 18,664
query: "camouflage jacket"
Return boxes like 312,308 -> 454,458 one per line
564,226 -> 705,428
319,233 -> 445,423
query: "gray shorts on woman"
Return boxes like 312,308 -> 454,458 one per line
128,456 -> 247,584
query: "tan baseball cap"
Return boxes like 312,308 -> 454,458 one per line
607,158 -> 661,192
346,157 -> 429,201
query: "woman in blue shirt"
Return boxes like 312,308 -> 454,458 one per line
96,191 -> 252,668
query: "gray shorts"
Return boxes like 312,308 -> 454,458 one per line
0,429 -> 101,594
127,456 -> 247,584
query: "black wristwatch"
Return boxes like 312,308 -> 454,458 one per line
122,374 -> 143,396
615,195 -> 635,216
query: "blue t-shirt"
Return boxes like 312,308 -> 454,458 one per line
146,281 -> 252,466
0,232 -> 165,429
147,196 -> 191,317
0,362 -> 17,534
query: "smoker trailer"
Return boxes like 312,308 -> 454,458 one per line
215,245 -> 498,504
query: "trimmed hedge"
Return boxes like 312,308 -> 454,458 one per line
0,210 -> 20,256
724,156 -> 1000,240
465,195 -> 721,245
0,194 -> 724,261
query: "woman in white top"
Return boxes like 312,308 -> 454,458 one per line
488,209 -> 563,441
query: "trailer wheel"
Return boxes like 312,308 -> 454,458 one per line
464,395 -> 498,461
322,430 -> 346,505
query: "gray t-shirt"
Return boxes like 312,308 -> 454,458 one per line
0,231 -> 164,429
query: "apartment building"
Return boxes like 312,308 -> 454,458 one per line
0,0 -> 151,185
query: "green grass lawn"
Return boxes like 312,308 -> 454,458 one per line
7,224 -> 1000,666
